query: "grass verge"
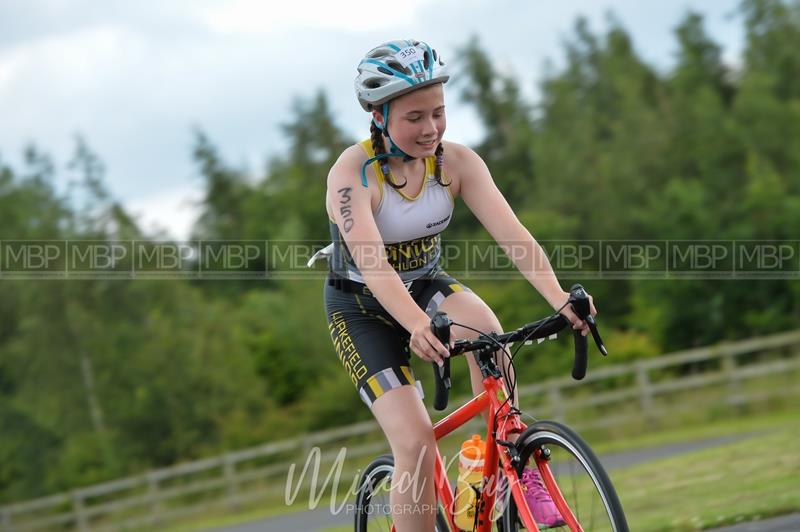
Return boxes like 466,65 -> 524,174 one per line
320,408 -> 800,532
168,405 -> 800,532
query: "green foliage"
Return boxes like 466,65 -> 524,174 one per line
458,38 -> 538,216
237,90 -> 353,242
0,402 -> 60,501
192,131 -> 251,241
235,281 -> 331,406
3,0 -> 800,505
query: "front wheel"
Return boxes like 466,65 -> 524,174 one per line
354,454 -> 449,531
501,421 -> 629,532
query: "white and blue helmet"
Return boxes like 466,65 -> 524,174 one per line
355,39 -> 449,112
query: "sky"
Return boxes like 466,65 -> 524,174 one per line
0,0 -> 744,239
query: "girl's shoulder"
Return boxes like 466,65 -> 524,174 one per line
334,142 -> 370,166
441,140 -> 486,176
442,140 -> 483,163
326,143 -> 382,210
327,143 -> 372,182
441,139 -> 468,156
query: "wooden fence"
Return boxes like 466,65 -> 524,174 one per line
2,329 -> 799,531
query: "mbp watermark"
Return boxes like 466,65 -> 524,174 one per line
668,241 -> 734,277
1,239 -> 798,280
68,241 -> 133,277
735,241 -> 797,277
2,241 -> 67,278
602,241 -> 665,278
198,241 -> 267,279
270,241 -> 330,279
135,242 -> 196,277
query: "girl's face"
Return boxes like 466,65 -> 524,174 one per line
373,83 -> 446,158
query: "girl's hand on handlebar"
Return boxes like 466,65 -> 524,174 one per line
555,290 -> 597,337
409,316 -> 451,367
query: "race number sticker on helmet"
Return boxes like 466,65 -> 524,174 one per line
355,39 -> 449,112
395,46 -> 424,68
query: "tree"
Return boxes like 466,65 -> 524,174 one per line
248,90 -> 352,242
458,37 -> 537,219
191,131 -> 252,241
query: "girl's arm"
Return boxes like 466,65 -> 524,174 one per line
450,143 -> 595,332
326,146 -> 451,363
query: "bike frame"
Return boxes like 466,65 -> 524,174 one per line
428,373 -> 583,532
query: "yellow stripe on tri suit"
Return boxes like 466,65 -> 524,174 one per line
364,366 -> 415,405
367,374 -> 384,399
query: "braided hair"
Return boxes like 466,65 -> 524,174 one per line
433,142 -> 447,187
368,120 -> 450,189
369,121 -> 406,190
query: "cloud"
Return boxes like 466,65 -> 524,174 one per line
0,0 -> 744,240
197,0 -> 430,34
125,183 -> 203,240
0,0 -> 211,51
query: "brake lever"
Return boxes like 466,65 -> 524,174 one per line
569,284 -> 609,357
586,315 -> 608,356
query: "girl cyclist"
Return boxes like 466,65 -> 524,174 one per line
324,39 -> 596,530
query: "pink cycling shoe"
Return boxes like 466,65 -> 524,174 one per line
521,467 -> 566,528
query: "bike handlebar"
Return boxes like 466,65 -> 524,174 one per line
429,284 -> 607,411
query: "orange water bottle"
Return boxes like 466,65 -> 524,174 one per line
453,434 -> 485,530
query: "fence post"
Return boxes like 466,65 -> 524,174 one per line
72,490 -> 88,532
1,508 -> 12,532
147,472 -> 162,527
721,348 -> 743,410
635,363 -> 655,423
224,454 -> 240,511
548,382 -> 565,422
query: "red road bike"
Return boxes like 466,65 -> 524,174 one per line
354,285 -> 629,531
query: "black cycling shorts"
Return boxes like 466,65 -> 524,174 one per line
324,268 -> 472,408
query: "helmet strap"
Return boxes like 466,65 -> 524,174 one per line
361,103 -> 415,187
360,152 -> 403,187
378,102 -> 415,161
